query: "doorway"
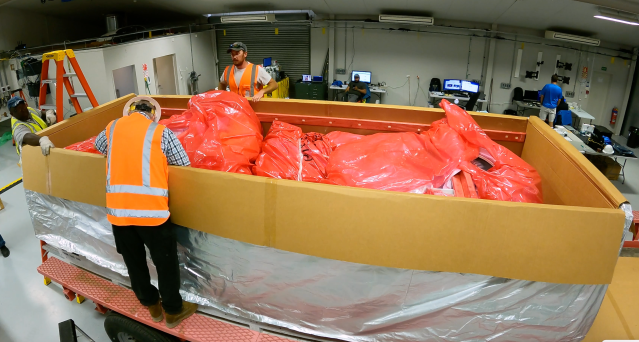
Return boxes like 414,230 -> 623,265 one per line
153,54 -> 178,95
588,71 -> 612,127
112,65 -> 138,98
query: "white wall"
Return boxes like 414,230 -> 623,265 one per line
312,21 -> 634,129
490,40 -> 633,132
323,25 -> 487,106
101,32 -> 217,99
40,31 -> 218,119
310,26 -> 329,77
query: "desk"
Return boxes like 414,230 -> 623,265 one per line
570,108 -> 595,127
558,125 -> 636,183
330,85 -> 387,103
428,92 -> 487,103
514,100 -> 542,116
428,92 -> 487,110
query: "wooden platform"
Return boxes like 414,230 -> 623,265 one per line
38,257 -> 294,342
584,257 -> 639,341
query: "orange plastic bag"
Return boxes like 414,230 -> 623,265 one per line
325,131 -> 364,150
159,91 -> 263,174
439,99 -> 543,203
253,121 -> 303,180
325,132 -> 457,193
253,121 -> 332,182
64,136 -> 102,155
301,132 -> 332,182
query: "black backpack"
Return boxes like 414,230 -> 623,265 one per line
429,78 -> 442,92
512,87 -> 523,102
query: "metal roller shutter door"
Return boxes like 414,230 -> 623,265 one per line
216,25 -> 310,83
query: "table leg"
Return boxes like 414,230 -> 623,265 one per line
622,158 -> 627,184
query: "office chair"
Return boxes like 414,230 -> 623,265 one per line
512,87 -> 523,102
429,78 -> 442,92
461,92 -> 481,111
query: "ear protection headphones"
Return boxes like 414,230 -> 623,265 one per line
129,103 -> 155,115
123,96 -> 161,122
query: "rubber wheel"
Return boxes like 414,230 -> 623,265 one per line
104,312 -> 177,342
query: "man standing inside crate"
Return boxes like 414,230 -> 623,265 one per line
218,42 -> 278,102
539,75 -> 563,128
93,96 -> 198,329
8,96 -> 56,158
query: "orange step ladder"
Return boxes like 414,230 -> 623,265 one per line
38,49 -> 99,123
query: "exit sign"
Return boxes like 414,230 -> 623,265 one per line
601,67 -> 607,71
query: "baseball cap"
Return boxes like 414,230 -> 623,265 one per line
7,96 -> 25,110
227,42 -> 247,53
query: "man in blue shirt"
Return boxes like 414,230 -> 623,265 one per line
539,75 -> 563,128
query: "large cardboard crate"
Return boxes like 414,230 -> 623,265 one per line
22,94 -> 627,285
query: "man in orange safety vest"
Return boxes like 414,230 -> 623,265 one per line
218,42 -> 278,102
94,96 -> 196,329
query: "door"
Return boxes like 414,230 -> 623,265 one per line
112,65 -> 138,98
588,72 -> 612,127
153,55 -> 178,95
216,26 -> 310,83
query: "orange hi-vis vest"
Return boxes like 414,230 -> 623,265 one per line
223,63 -> 263,97
105,112 -> 170,226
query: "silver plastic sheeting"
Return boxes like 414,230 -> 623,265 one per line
26,189 -> 628,342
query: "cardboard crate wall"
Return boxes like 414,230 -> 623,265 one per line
22,94 -> 627,285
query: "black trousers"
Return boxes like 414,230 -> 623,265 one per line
112,220 -> 183,314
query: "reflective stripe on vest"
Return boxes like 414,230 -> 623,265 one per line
11,108 -> 48,155
226,63 -> 261,96
106,184 -> 168,197
106,208 -> 170,219
105,113 -> 169,226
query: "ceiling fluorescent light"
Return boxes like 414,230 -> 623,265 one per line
379,15 -> 434,25
594,8 -> 639,25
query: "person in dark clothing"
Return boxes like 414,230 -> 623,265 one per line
345,74 -> 367,102
0,234 -> 9,257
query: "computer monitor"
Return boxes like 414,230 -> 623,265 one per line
352,71 -> 372,83
312,76 -> 323,82
302,74 -> 312,82
443,79 -> 462,91
263,57 -> 272,67
461,80 -> 479,93
523,90 -> 539,101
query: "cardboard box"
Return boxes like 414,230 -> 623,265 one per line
22,95 -> 628,285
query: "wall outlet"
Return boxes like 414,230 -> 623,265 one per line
336,68 -> 346,75
565,91 -> 575,98
500,83 -> 511,89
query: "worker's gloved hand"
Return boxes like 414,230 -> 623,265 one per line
39,136 -> 55,156
45,110 -> 56,125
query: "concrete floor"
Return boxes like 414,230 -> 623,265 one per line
0,123 -> 110,342
0,124 -> 638,342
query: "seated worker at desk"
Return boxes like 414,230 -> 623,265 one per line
345,74 -> 367,102
539,75 -> 563,128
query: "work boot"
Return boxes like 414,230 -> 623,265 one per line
1,246 -> 9,258
165,301 -> 198,329
146,299 -> 163,322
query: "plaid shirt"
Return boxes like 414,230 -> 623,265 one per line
94,121 -> 190,166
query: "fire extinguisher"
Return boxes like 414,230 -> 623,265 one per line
611,107 -> 618,125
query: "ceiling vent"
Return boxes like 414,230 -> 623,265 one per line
545,31 -> 600,46
220,14 -> 276,24
378,15 -> 434,25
